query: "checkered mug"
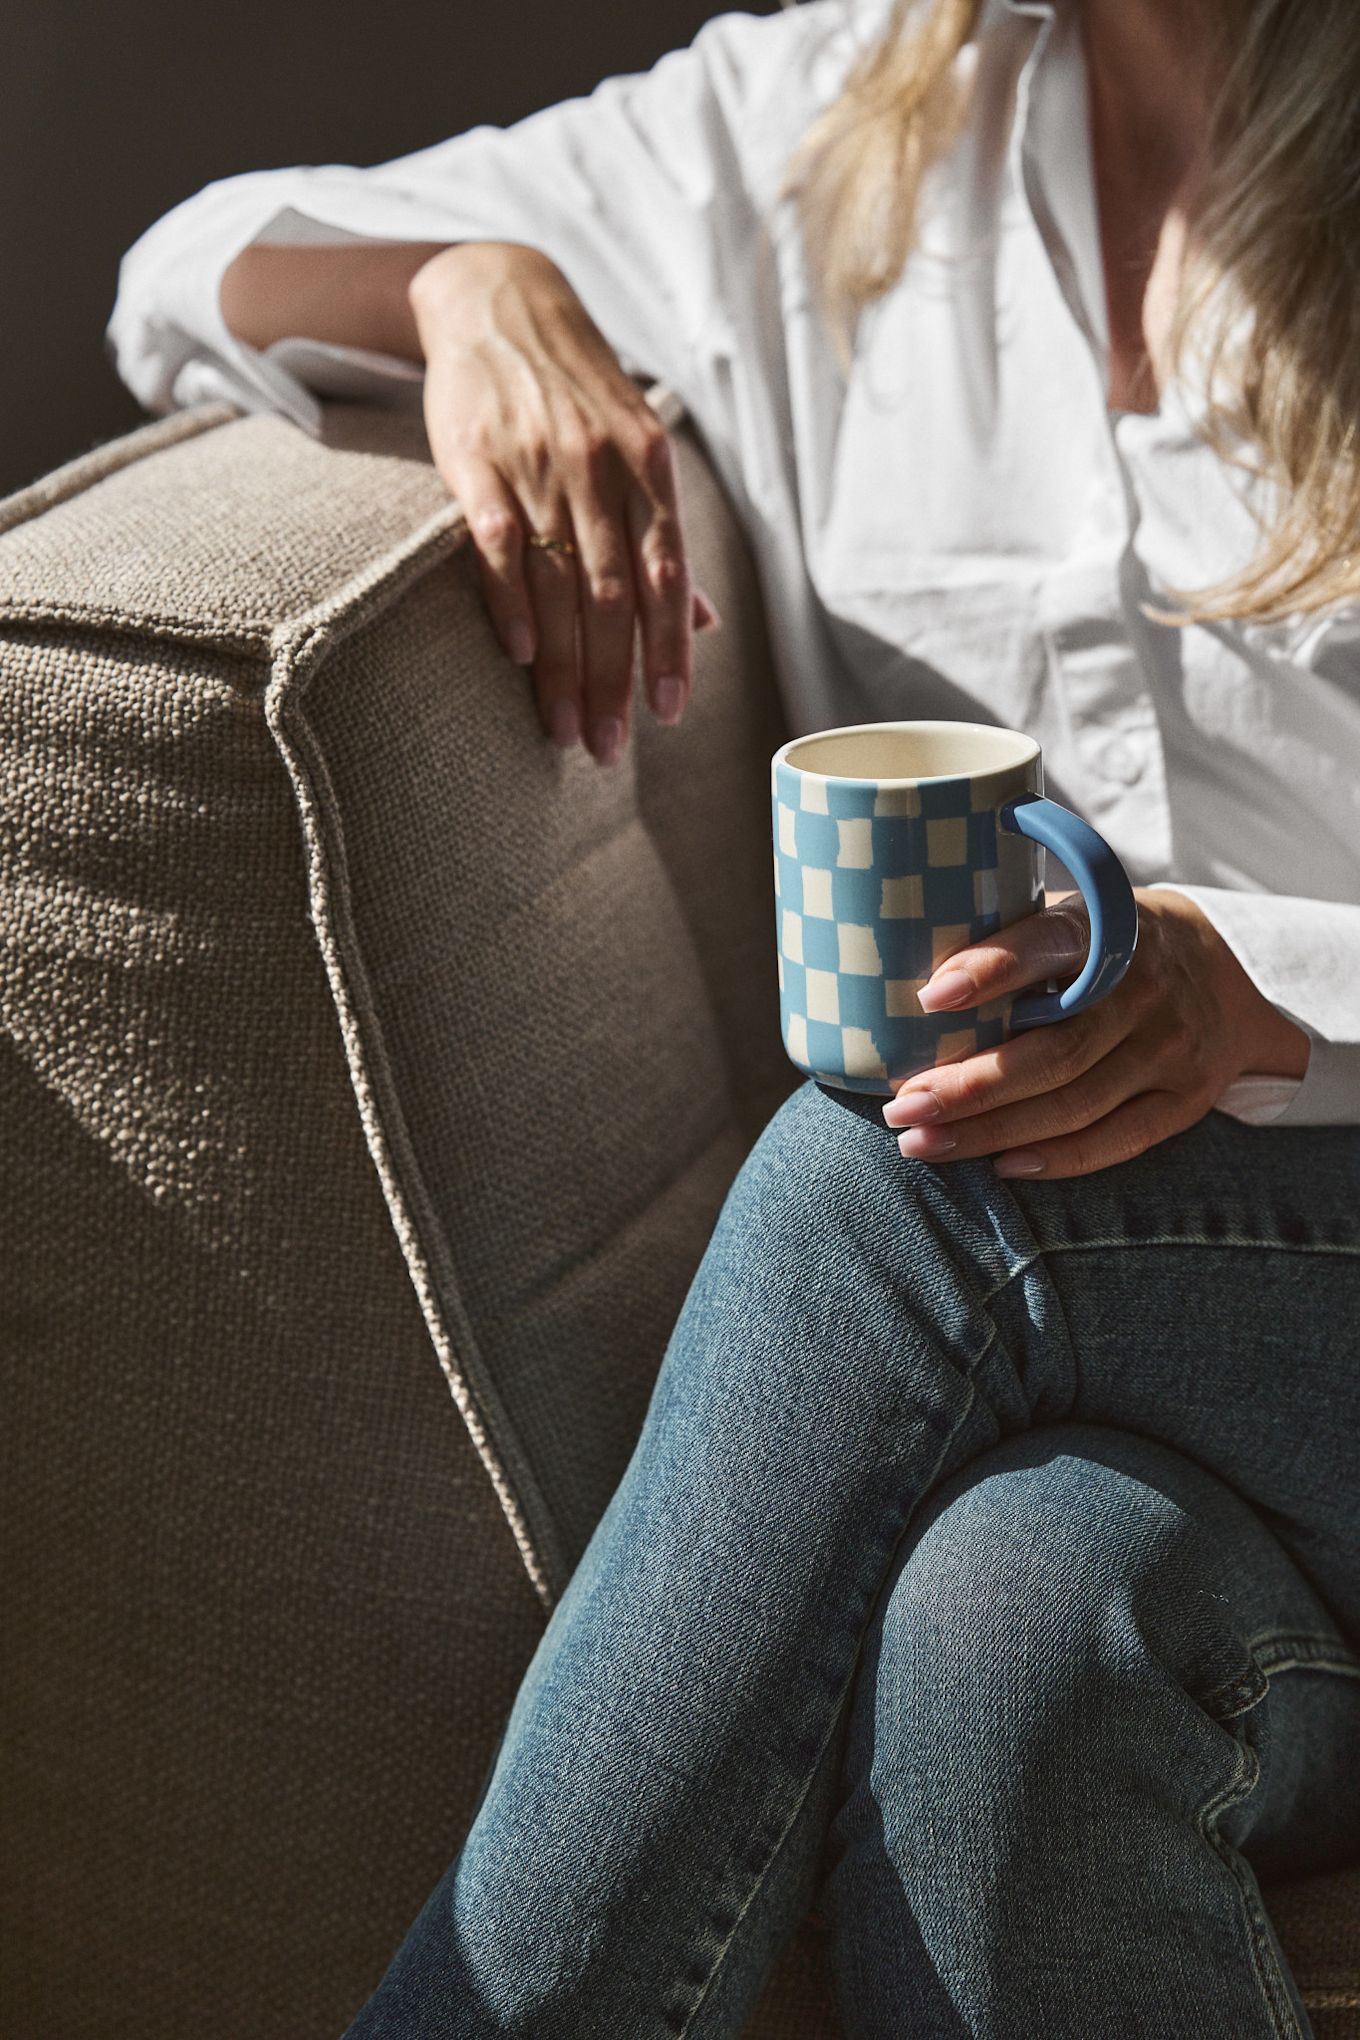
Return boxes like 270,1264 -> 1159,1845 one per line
771,720 -> 1139,1097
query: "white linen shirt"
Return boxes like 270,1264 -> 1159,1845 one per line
106,0 -> 1360,1127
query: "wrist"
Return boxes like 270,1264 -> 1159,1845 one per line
1144,886 -> 1311,1083
407,242 -> 502,350
1242,999 -> 1312,1082
357,242 -> 457,361
407,240 -> 564,353
1171,890 -> 1312,1081
406,243 -> 466,347
219,239 -> 454,361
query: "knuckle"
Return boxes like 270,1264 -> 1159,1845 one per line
622,403 -> 662,450
1032,1034 -> 1079,1091
471,505 -> 518,550
647,550 -> 687,601
1131,964 -> 1164,1016
949,1064 -> 992,1114
1163,1017 -> 1195,1062
587,572 -> 631,614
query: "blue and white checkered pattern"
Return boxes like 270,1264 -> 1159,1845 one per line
772,759 -> 1040,1095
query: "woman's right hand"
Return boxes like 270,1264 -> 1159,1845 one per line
407,240 -> 719,766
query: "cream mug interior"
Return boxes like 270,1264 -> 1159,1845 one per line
782,723 -> 1040,783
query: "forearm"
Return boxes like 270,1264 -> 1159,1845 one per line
218,239 -> 459,361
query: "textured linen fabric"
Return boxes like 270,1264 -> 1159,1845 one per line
2,398 -> 1357,2035
104,0 -> 1360,1128
0,404 -> 548,2038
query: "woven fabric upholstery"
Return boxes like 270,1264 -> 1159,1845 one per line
1,397 -> 1355,2038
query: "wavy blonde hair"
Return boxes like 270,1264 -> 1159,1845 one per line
775,0 -> 1360,626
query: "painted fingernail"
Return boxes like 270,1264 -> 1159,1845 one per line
882,1089 -> 942,1127
917,969 -> 975,1012
508,620 -> 535,665
590,714 -> 624,767
897,1126 -> 959,1158
993,1151 -> 1045,1177
549,698 -> 580,748
655,675 -> 684,724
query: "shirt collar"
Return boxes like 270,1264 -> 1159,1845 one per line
992,0 -> 1112,381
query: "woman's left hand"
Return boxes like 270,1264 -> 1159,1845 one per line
882,888 -> 1312,1181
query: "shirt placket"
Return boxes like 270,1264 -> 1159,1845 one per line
1004,0 -> 1172,879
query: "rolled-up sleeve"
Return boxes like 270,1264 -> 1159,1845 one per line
105,1 -> 849,436
1147,882 -> 1360,1126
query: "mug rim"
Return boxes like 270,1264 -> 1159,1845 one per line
774,719 -> 1040,786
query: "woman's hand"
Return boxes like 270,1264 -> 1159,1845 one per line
881,888 -> 1312,1180
408,241 -> 717,767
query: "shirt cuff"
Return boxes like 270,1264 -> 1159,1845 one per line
1206,1072 -> 1304,1126
106,181 -> 336,433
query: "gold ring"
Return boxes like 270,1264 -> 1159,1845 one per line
527,532 -> 577,559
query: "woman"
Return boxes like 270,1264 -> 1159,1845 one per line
107,0 -> 1360,2032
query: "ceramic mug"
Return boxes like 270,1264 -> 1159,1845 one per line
771,720 -> 1139,1096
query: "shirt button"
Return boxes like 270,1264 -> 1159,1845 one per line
1096,735 -> 1144,785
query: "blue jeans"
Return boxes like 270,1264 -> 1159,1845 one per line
345,1078 -> 1360,2038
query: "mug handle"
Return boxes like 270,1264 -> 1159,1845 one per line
998,794 -> 1139,1028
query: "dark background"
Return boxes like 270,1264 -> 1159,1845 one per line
4,0 -> 769,498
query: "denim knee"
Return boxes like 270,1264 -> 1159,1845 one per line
857,1428 -> 1265,1800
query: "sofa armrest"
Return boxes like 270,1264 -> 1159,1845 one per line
1,371 -> 799,1569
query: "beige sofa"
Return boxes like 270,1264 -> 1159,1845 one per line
2,391 -> 1356,2038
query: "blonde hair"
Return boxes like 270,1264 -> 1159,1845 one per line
775,0 -> 1360,626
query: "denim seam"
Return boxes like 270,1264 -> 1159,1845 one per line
1252,1633 -> 1360,1682
987,1236 -> 1360,1283
672,1316 -> 1004,2040
1197,1731 -> 1308,2040
1196,1641 -> 1360,1733
1203,1662 -> 1271,1726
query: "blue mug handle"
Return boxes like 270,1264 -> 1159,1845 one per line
998,794 -> 1139,1028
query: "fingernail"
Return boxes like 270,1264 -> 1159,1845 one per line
590,714 -> 624,767
917,968 -> 975,1012
993,1151 -> 1045,1177
882,1088 -> 942,1127
655,675 -> 684,724
549,698 -> 580,748
693,587 -> 722,633
508,621 -> 535,666
897,1126 -> 958,1157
